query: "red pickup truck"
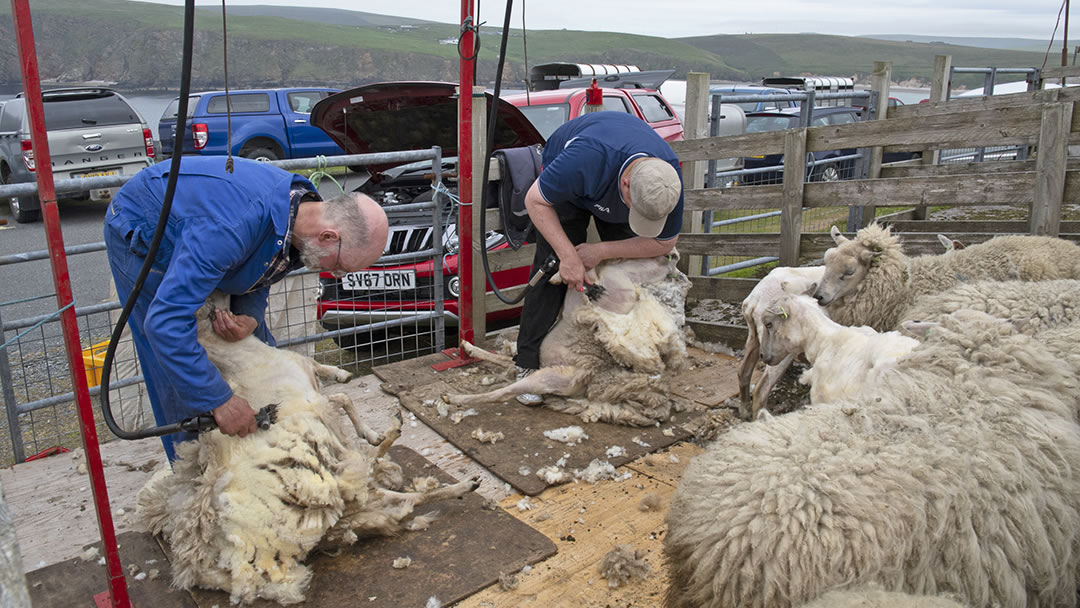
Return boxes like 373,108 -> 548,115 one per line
503,85 -> 684,143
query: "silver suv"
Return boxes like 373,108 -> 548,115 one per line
0,88 -> 154,223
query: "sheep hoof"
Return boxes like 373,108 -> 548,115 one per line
468,476 -> 482,492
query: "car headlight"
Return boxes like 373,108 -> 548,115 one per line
448,276 -> 461,298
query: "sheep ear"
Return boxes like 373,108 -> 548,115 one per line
830,225 -> 848,244
858,249 -> 881,264
802,282 -> 818,298
937,234 -> 953,251
902,320 -> 938,338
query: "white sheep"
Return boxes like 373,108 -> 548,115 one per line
443,254 -> 691,426
757,294 -> 918,405
137,292 -> 480,605
664,309 -> 1080,608
815,224 -> 1080,331
796,587 -> 968,608
902,278 -> 1080,337
739,235 -> 960,419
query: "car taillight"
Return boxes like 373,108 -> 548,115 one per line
143,128 -> 155,159
20,139 -> 34,172
192,123 -> 208,150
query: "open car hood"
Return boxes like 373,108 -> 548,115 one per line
311,81 -> 544,175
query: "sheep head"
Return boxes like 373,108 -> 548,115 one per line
758,295 -> 819,366
814,224 -> 897,305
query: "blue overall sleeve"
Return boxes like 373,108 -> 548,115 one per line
230,286 -> 275,346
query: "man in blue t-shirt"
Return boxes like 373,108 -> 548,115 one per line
514,112 -> 684,405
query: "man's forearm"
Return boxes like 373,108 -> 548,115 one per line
525,185 -> 578,263
594,236 -> 677,261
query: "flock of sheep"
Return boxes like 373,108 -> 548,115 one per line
137,224 -> 1080,606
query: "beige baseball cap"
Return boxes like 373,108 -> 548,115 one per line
627,158 -> 681,238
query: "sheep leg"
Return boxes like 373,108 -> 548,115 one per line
750,355 -> 794,420
462,340 -> 515,368
442,366 -> 589,407
375,413 -> 402,460
738,325 -> 760,409
327,393 -> 383,446
313,362 -> 352,384
377,475 -> 482,506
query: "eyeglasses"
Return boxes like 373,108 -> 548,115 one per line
329,239 -> 347,279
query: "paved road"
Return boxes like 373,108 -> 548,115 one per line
0,199 -> 115,340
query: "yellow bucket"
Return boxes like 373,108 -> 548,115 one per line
81,340 -> 110,388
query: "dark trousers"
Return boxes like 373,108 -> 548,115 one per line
514,203 -> 635,369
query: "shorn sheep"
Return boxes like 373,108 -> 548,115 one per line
664,308 -> 1080,608
443,254 -> 691,426
739,235 -> 958,419
137,292 -> 480,605
758,293 -> 918,405
814,223 -> 1080,331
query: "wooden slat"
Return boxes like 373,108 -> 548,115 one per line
1041,65 -> 1080,80
890,84 -> 1080,119
779,129 -> 807,265
486,244 -> 536,273
684,184 -> 784,211
671,130 -> 787,162
687,277 -> 759,302
801,173 -> 1036,208
883,220 -> 1080,234
485,284 -> 527,314
677,233 -> 781,257
686,320 -> 748,349
1030,102 -> 1072,236
806,105 -> 1042,152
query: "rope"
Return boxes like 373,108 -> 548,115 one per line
0,293 -> 55,308
308,155 -> 345,193
0,301 -> 74,351
1042,0 -> 1069,73
221,0 -> 235,173
522,0 -> 530,104
457,15 -> 483,61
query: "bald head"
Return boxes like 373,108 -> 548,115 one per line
323,192 -> 389,272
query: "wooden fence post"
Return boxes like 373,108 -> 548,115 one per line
779,129 -> 808,266
0,483 -> 30,608
470,85 -> 487,338
913,54 -> 952,220
1029,102 -> 1072,236
860,61 -> 892,227
678,72 -> 710,276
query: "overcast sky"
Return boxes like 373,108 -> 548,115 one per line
134,0 -> 1069,40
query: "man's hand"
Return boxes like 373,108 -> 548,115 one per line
574,242 -> 607,271
212,395 -> 257,437
212,310 -> 257,342
557,254 -> 588,292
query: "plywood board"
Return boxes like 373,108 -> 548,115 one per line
186,446 -> 556,608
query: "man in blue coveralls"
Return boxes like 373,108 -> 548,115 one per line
514,111 -> 684,404
104,156 -> 388,460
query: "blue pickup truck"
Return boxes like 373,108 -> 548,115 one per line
158,88 -> 344,161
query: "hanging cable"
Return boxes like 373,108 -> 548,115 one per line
100,0 -> 198,440
221,0 -> 235,172
521,0 -> 530,104
1042,0 -> 1069,72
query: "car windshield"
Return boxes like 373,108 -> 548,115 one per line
42,91 -> 141,130
516,103 -> 570,140
746,114 -> 798,133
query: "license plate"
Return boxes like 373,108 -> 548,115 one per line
77,169 -> 119,179
341,270 -> 416,291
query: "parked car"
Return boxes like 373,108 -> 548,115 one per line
503,81 -> 685,143
0,87 -> 154,223
308,81 -> 543,345
709,85 -> 798,113
158,88 -> 343,161
742,106 -> 862,185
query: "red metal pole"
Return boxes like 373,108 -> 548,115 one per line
457,0 -> 476,354
9,1 -> 131,606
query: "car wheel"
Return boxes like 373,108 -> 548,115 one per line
239,145 -> 280,162
1,168 -> 41,223
814,163 -> 841,182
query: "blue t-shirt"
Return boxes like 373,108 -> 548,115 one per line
536,112 -> 684,240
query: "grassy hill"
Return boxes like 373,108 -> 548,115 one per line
0,0 -> 1057,90
678,33 -> 1051,88
861,34 -> 1052,52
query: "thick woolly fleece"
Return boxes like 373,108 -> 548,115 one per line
796,587 -> 968,608
664,309 -> 1080,608
825,225 -> 1080,331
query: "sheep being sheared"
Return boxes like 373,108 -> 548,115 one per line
137,292 -> 480,605
815,224 -> 1080,331
443,254 -> 691,426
